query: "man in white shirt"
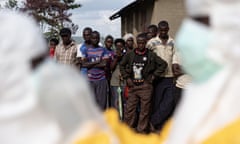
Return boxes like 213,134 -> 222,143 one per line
147,20 -> 180,131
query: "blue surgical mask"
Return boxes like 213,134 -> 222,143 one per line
175,19 -> 222,83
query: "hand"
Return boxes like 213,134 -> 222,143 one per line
127,78 -> 134,87
172,64 -> 183,77
119,75 -> 124,81
146,75 -> 155,84
116,50 -> 122,59
75,57 -> 82,65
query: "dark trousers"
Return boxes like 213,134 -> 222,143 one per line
90,79 -> 109,110
150,77 -> 175,131
124,83 -> 153,133
173,86 -> 183,109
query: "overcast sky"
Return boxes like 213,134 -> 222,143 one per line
71,0 -> 135,38
0,0 -> 135,38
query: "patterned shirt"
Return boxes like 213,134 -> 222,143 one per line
147,36 -> 177,77
82,47 -> 109,81
54,41 -> 77,66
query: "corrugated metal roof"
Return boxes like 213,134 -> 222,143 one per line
109,0 -> 148,20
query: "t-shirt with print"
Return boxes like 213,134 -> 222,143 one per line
132,49 -> 148,85
82,47 -> 109,81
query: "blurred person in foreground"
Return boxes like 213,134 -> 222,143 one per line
35,58 -> 115,144
162,0 -> 240,144
0,10 -> 61,144
0,10 -> 115,144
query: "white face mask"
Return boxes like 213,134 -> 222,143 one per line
175,19 -> 222,83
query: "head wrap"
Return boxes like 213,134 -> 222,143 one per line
123,33 -> 134,41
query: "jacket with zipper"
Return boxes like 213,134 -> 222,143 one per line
120,49 -> 167,83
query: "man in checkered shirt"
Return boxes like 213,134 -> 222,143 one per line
54,28 -> 78,67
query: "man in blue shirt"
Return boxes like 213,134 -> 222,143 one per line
77,27 -> 92,76
81,31 -> 110,110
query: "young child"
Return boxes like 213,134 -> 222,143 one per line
49,38 -> 59,58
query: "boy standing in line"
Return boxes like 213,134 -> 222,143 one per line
104,35 -> 115,82
104,35 -> 114,108
77,27 -> 92,75
120,33 -> 167,133
81,31 -> 109,110
110,39 -> 126,110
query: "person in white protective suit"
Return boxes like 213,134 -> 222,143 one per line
0,10 -> 61,144
34,61 -> 118,144
163,0 -> 240,143
0,10 -> 117,144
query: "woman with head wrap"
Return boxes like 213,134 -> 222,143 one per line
123,33 -> 136,53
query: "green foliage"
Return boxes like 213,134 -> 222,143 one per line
22,0 -> 81,37
4,0 -> 19,10
2,0 -> 81,38
44,30 -> 59,39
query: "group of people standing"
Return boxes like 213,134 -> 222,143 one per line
3,0 -> 240,143
51,20 -> 190,134
3,0 -> 240,142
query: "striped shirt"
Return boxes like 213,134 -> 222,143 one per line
83,47 -> 109,81
54,41 -> 77,66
